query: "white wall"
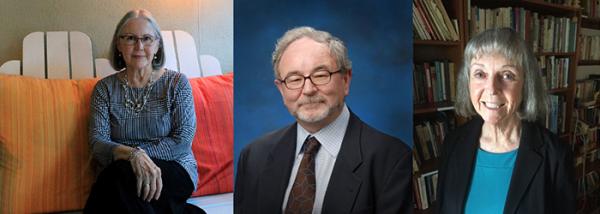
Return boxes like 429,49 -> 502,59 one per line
0,0 -> 233,73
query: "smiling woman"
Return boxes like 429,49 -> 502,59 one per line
435,28 -> 576,214
85,9 -> 204,214
468,53 -> 524,136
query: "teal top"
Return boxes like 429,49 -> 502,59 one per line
465,148 -> 518,214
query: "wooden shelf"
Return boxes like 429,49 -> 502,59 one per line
414,40 -> 461,46
577,102 -> 600,109
548,87 -> 570,94
536,52 -> 576,57
414,101 -> 455,114
582,17 -> 600,29
579,60 -> 600,66
473,0 -> 580,15
573,125 -> 600,137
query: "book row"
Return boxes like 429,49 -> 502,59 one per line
540,56 -> 570,90
579,35 -> 600,61
578,170 -> 600,197
469,7 -> 578,53
576,78 -> 600,107
413,61 -> 456,105
545,95 -> 567,134
576,107 -> 599,127
542,0 -> 581,7
582,0 -> 600,18
412,0 -> 459,41
413,170 -> 439,210
413,112 -> 456,164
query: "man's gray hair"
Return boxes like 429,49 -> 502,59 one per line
109,9 -> 165,71
271,26 -> 352,78
455,28 -> 548,122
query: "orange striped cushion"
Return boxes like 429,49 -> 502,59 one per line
0,74 -> 98,213
189,73 -> 234,196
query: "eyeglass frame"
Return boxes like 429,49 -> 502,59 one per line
277,69 -> 343,90
118,34 -> 160,46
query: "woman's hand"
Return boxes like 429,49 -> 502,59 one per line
130,148 -> 163,202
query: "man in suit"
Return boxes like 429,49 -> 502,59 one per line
234,26 -> 412,214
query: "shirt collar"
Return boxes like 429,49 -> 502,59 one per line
296,104 -> 349,158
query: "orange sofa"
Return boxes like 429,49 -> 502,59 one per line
0,73 -> 233,213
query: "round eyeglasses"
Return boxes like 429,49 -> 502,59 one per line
119,34 -> 158,46
279,69 -> 341,90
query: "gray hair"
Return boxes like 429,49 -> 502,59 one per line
109,9 -> 165,71
455,28 -> 548,122
271,26 -> 352,78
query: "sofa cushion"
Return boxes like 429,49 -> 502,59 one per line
0,74 -> 98,213
189,73 -> 234,196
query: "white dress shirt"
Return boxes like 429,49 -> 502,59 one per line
282,104 -> 350,214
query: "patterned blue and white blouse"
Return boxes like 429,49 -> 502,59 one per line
89,69 -> 198,189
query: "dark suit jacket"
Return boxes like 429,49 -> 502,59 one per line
436,117 -> 575,214
234,112 -> 412,214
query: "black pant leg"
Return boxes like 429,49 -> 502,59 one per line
149,158 -> 194,213
84,159 -> 198,214
84,160 -> 154,214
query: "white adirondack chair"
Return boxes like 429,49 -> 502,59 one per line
0,30 -> 223,79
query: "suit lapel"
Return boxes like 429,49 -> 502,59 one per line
504,122 -> 543,214
257,124 -> 298,213
322,112 -> 363,213
451,117 -> 481,213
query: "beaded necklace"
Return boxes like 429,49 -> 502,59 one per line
122,70 -> 156,113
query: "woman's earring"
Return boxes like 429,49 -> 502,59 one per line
152,54 -> 159,64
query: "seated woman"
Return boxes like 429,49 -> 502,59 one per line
85,9 -> 202,213
436,28 -> 575,214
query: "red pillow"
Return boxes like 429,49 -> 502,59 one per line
189,73 -> 234,196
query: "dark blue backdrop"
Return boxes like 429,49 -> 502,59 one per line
234,0 -> 413,172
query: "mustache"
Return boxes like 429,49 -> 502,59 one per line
297,96 -> 325,105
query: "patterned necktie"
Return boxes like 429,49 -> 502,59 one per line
285,136 -> 321,214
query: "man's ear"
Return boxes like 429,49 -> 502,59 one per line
274,79 -> 285,97
343,69 -> 352,96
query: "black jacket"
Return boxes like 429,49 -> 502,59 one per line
436,117 -> 576,214
234,112 -> 412,214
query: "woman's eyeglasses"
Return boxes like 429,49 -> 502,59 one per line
119,34 -> 158,46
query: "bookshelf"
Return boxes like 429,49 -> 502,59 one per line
575,9 -> 600,213
413,0 -> 465,211
413,0 -> 599,213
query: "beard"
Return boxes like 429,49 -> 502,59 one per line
293,95 -> 335,123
